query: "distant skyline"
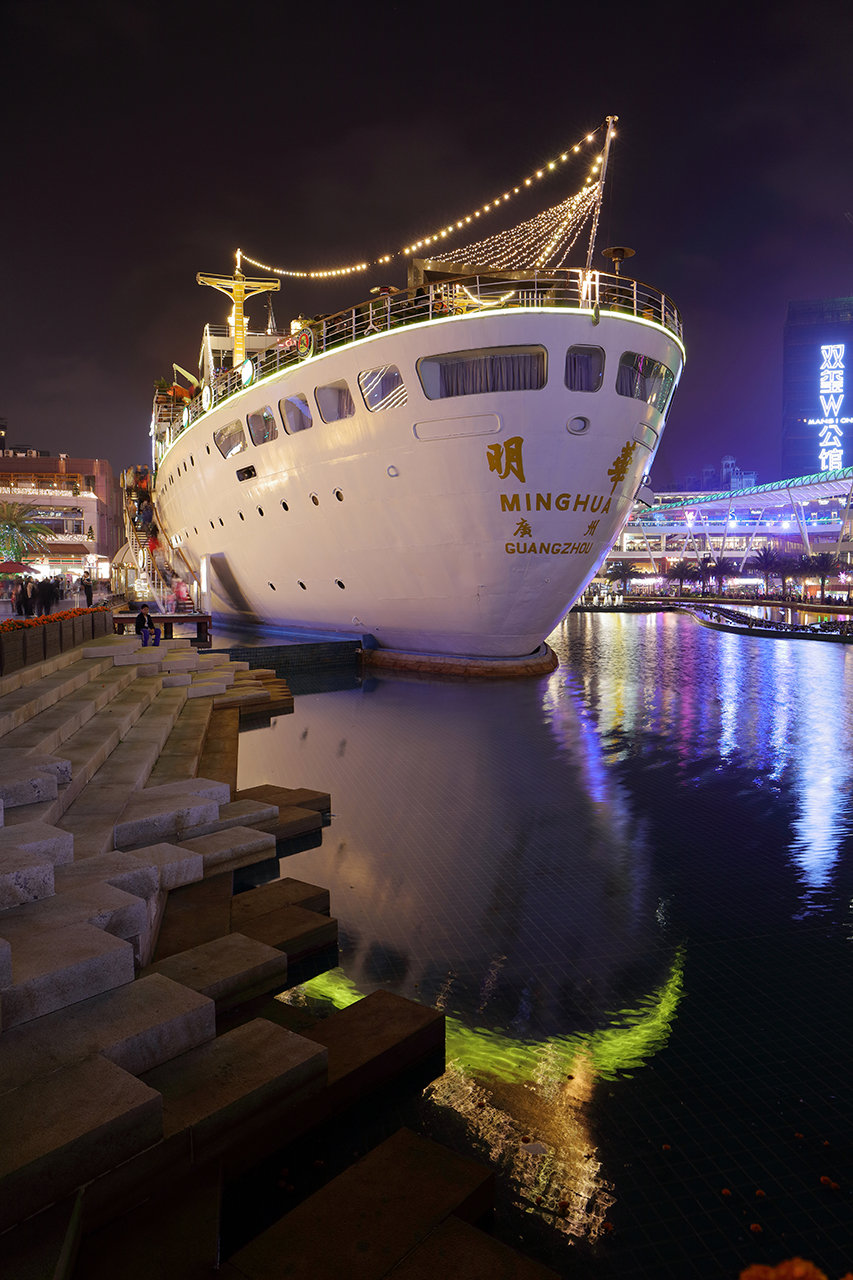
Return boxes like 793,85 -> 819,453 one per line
2,0 -> 852,487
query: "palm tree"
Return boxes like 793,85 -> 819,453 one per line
808,551 -> 842,604
776,552 -> 800,597
711,556 -> 739,596
696,556 -> 715,596
747,546 -> 781,596
605,560 -> 642,593
0,502 -> 52,561
665,558 -> 698,595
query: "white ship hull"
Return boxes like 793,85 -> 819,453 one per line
152,297 -> 683,657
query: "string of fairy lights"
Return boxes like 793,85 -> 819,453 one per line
239,120 -> 610,280
426,183 -> 599,271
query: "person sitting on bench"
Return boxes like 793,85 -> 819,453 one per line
135,603 -> 161,647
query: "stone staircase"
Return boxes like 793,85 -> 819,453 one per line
0,635 -> 557,1280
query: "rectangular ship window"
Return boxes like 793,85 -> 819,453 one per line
565,345 -> 605,392
280,394 -> 313,433
315,380 -> 356,423
213,420 -> 247,459
247,405 -> 278,445
358,364 -> 408,412
417,346 -> 546,399
616,352 -> 676,414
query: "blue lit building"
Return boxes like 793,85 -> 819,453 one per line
782,297 -> 853,479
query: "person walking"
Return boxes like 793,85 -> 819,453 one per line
82,571 -> 94,607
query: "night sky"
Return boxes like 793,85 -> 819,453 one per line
3,0 -> 852,488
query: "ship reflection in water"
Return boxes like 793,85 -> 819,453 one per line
237,612 -> 853,1278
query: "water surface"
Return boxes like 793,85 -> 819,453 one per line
237,612 -> 853,1277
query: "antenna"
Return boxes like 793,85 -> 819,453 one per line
585,115 -> 618,271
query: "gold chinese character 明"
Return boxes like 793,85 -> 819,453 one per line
487,436 -> 526,483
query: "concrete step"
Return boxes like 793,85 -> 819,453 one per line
0,750 -> 70,810
0,1053 -> 163,1234
0,972 -> 216,1094
0,848 -> 55,911
179,826 -> 277,878
0,920 -> 135,1028
233,903 -> 337,957
224,1127 -> 494,1280
178,798 -> 281,841
114,777 -> 231,848
0,654 -> 116,739
2,676 -> 166,829
387,1215 -> 561,1279
0,664 -> 138,758
231,876 -> 330,924
141,932 -> 289,1013
139,1017 -> 327,1162
235,783 -> 332,814
147,698 -> 214,787
0,820 -> 74,866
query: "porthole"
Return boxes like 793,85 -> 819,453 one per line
298,580 -> 307,590
209,520 -> 215,528
334,489 -> 344,502
280,500 -> 289,512
238,511 -> 245,521
310,493 -> 319,506
335,579 -> 346,589
194,526 -> 198,534
219,518 -> 224,526
190,455 -> 194,465
268,582 -> 276,591
568,416 -> 591,435
257,506 -> 265,516
205,445 -> 210,455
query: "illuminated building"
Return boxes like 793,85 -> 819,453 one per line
782,297 -> 853,479
0,448 -> 123,575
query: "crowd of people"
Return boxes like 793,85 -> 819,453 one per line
2,570 -> 96,616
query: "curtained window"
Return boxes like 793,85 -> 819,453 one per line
417,346 -> 546,399
280,394 -> 313,434
315,381 -> 356,423
616,352 -> 676,414
358,365 -> 408,413
565,346 -> 604,392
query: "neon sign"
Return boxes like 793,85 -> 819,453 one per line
811,344 -> 846,471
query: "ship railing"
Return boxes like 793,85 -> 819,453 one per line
156,268 -> 682,451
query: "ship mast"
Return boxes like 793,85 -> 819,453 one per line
585,115 -> 618,271
196,250 -> 281,367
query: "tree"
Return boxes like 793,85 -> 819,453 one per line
604,560 -> 643,593
711,556 -> 739,596
747,546 -> 781,596
665,558 -> 698,595
0,502 -> 52,561
696,556 -> 715,596
808,551 -> 842,604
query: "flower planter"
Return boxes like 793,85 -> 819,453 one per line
43,619 -> 62,658
0,630 -> 25,676
80,612 -> 94,642
59,618 -> 75,651
92,609 -> 108,638
23,627 -> 44,666
72,616 -> 85,647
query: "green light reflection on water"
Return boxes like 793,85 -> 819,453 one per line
286,948 -> 684,1084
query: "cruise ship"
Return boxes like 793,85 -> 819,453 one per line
148,132 -> 685,659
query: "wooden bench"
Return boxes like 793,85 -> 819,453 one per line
112,612 -> 213,645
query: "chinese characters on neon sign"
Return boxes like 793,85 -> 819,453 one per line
816,344 -> 845,471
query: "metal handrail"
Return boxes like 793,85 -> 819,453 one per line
151,267 -> 683,458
